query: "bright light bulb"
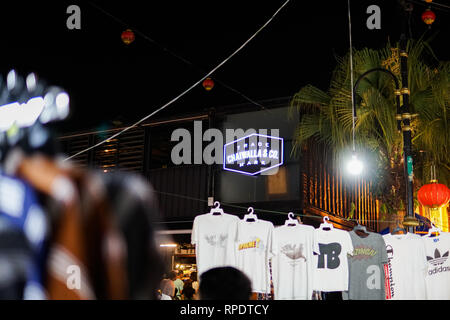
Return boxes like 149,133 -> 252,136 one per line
347,154 -> 363,175
55,92 -> 70,119
26,73 -> 37,92
7,70 -> 16,91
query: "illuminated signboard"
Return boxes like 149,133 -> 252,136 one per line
223,133 -> 284,176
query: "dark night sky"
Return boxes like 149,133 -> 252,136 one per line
0,0 -> 448,134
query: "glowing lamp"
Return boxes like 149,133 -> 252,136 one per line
347,154 -> 363,175
121,29 -> 135,45
422,9 -> 436,26
202,77 -> 214,91
418,180 -> 450,208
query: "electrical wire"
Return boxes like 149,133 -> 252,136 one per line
152,189 -> 419,225
65,0 -> 291,161
408,0 -> 450,14
347,0 -> 356,153
86,1 -> 269,110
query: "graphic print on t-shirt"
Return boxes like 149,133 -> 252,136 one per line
281,243 -> 306,263
427,248 -> 450,275
352,245 -> 377,260
384,244 -> 395,299
238,237 -> 264,252
317,243 -> 341,269
427,249 -> 449,266
204,234 -> 228,248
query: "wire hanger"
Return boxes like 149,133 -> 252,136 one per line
391,219 -> 407,235
284,212 -> 299,227
353,218 -> 369,237
319,216 -> 333,231
243,207 -> 258,222
426,222 -> 441,238
209,201 -> 224,216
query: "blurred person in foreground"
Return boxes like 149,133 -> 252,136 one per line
198,267 -> 251,300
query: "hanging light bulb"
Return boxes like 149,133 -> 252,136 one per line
347,153 -> 363,175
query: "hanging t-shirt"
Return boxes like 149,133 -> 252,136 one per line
271,224 -> 318,300
191,213 -> 239,276
382,233 -> 428,300
422,232 -> 450,300
313,228 -> 354,292
343,230 -> 388,300
235,219 -> 274,294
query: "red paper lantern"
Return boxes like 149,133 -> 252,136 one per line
202,77 -> 214,91
422,9 -> 436,26
121,29 -> 135,45
418,181 -> 450,208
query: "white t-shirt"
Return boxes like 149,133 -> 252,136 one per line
313,228 -> 354,292
160,293 -> 172,300
271,224 -> 318,300
422,232 -> 450,300
382,233 -> 428,300
235,219 -> 274,293
191,213 -> 239,276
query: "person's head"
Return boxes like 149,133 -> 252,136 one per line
177,270 -> 184,278
190,272 -> 197,282
184,279 -> 193,288
198,267 -> 251,300
160,279 -> 174,296
168,271 -> 177,281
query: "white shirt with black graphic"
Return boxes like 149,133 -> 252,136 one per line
313,228 -> 354,292
422,232 -> 450,300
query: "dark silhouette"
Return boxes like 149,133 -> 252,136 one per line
198,267 -> 252,300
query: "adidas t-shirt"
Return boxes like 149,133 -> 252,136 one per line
235,219 -> 274,293
383,233 -> 428,300
191,213 -> 239,276
422,232 -> 450,300
313,228 -> 354,292
271,224 -> 318,300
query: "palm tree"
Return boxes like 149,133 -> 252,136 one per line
289,38 -> 450,218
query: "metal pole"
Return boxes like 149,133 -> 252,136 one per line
398,3 -> 415,232
353,67 -> 413,228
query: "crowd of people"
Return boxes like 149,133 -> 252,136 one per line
158,271 -> 199,300
157,267 -> 252,300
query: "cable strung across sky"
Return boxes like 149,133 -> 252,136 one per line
65,0 -> 291,161
87,1 -> 268,110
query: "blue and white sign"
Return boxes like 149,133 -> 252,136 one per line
223,133 -> 284,176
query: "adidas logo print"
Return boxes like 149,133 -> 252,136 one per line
427,249 -> 449,266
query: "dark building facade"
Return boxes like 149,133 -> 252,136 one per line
58,97 -> 380,235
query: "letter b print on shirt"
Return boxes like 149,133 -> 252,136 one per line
317,243 -> 341,269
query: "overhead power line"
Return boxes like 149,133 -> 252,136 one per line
65,0 -> 291,161
87,1 -> 268,110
